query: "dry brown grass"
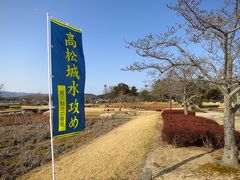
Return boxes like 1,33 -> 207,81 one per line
108,102 -> 180,111
0,110 -> 133,179
20,111 -> 160,180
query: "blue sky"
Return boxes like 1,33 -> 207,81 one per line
0,0 -> 220,95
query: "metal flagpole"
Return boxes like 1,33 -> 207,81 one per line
47,12 -> 56,180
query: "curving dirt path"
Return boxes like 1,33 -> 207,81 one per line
19,111 -> 160,180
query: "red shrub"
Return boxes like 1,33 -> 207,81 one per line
161,112 -> 240,149
162,114 -> 219,125
162,109 -> 196,116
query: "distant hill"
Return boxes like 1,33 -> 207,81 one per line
85,93 -> 97,99
0,91 -> 38,98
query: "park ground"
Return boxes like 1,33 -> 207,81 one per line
20,110 -> 160,180
151,110 -> 240,180
17,105 -> 240,180
0,102 -> 233,179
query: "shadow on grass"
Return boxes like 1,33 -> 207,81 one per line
153,149 -> 215,179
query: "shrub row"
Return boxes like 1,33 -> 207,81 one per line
161,110 -> 240,149
162,114 -> 219,125
162,109 -> 196,116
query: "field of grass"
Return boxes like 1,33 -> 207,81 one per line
20,111 -> 160,180
0,108 -> 134,179
108,102 -> 180,111
0,102 -> 179,179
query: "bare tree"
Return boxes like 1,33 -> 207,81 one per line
152,76 -> 175,109
153,66 -> 204,114
171,67 -> 200,114
124,0 -> 240,167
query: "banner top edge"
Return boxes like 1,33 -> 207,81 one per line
51,18 -> 81,33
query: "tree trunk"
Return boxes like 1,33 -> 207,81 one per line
169,96 -> 172,110
183,101 -> 188,115
183,88 -> 188,115
222,97 -> 239,168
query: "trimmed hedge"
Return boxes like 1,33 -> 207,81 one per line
162,109 -> 196,116
162,110 -> 240,149
162,114 -> 219,125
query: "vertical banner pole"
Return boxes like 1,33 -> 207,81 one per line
47,12 -> 56,180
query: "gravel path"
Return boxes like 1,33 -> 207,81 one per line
196,111 -> 240,131
19,111 -> 160,180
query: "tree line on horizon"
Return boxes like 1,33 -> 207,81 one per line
100,82 -> 223,105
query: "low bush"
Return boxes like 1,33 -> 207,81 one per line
162,109 -> 196,116
162,114 -> 219,125
161,110 -> 240,149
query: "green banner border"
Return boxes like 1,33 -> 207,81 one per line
51,18 -> 81,33
53,131 -> 81,139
